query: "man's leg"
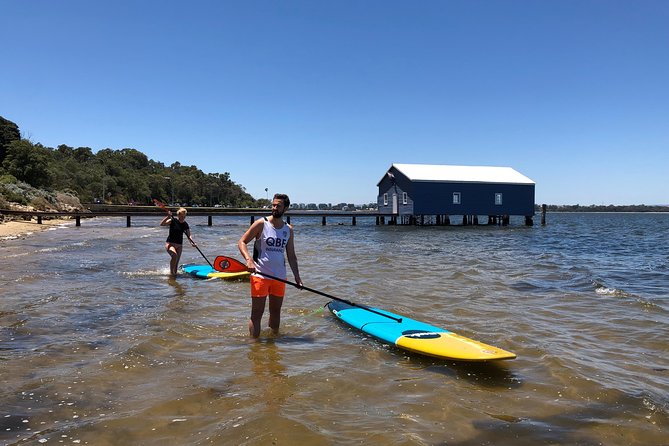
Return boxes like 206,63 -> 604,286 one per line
249,297 -> 267,338
268,295 -> 284,334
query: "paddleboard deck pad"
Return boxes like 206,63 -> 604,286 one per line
180,264 -> 250,281
327,300 -> 516,362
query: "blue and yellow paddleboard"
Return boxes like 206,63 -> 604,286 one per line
327,300 -> 516,362
180,264 -> 250,281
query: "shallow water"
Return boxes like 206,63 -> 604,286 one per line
1,213 -> 668,445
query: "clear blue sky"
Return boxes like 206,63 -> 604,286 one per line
3,1 -> 668,205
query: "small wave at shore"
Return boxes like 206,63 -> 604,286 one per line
595,284 -> 632,298
122,267 -> 172,278
593,280 -> 666,311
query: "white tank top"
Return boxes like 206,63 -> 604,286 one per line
253,218 -> 290,279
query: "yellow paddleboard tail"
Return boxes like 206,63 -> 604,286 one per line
396,331 -> 516,361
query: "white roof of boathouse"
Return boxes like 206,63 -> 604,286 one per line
383,163 -> 535,185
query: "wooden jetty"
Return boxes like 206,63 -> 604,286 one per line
0,206 -> 390,227
1,204 -> 546,227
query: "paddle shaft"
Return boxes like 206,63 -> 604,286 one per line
153,198 -> 169,213
254,270 -> 402,323
212,255 -> 402,322
193,244 -> 213,268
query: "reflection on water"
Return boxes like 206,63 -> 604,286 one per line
0,213 -> 668,445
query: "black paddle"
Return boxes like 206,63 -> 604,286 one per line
193,244 -> 213,268
213,255 -> 402,323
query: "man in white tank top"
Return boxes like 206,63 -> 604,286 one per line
238,193 -> 302,337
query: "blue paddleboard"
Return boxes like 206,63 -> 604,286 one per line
327,300 -> 516,361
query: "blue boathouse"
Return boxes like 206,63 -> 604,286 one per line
377,163 -> 536,225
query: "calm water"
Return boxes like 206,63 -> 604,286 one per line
1,213 -> 667,445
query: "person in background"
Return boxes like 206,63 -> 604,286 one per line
161,207 -> 196,277
238,193 -> 302,337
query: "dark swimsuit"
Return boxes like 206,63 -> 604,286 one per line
166,219 -> 189,244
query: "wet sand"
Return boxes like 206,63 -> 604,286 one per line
0,218 -> 73,240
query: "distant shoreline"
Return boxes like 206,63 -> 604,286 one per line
545,211 -> 669,215
538,204 -> 668,212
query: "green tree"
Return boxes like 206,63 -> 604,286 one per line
0,117 -> 260,207
0,116 -> 21,164
2,140 -> 52,187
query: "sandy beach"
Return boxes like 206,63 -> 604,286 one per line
0,218 -> 73,240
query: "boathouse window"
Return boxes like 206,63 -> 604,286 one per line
495,193 -> 503,205
402,192 -> 408,204
453,192 -> 461,204
383,193 -> 388,206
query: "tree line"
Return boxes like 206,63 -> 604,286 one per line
0,116 -> 257,207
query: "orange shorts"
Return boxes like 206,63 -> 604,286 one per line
250,275 -> 286,298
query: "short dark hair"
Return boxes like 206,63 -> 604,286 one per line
273,193 -> 290,208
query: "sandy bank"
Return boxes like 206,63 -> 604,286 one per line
0,218 -> 73,240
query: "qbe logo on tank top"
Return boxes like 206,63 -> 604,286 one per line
265,229 -> 289,253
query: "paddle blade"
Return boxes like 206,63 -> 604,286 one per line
214,255 -> 248,273
153,198 -> 169,212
